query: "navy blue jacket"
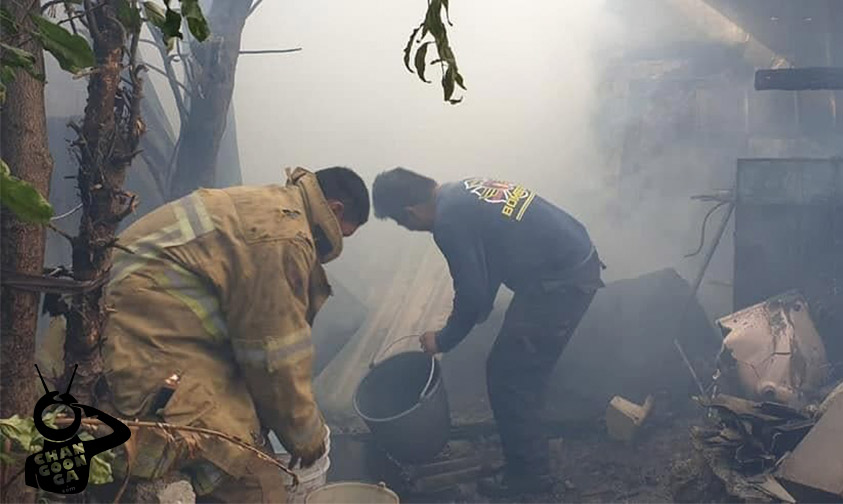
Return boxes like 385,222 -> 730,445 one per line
433,177 -> 601,352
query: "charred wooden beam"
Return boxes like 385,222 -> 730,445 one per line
755,68 -> 843,91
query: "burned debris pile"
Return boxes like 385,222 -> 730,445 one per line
689,291 -> 843,502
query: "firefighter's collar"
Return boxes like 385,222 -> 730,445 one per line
285,167 -> 343,263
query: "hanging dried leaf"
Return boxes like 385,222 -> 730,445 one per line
442,0 -> 453,26
403,0 -> 466,103
414,42 -> 432,83
403,23 -> 423,73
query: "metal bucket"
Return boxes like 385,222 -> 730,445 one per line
353,348 -> 450,464
305,481 -> 399,504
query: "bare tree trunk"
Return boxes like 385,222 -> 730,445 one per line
168,0 -> 252,199
0,2 -> 54,501
63,0 -> 144,404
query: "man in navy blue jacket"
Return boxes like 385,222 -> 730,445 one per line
372,168 -> 604,496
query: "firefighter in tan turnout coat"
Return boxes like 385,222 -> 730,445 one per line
99,167 -> 369,502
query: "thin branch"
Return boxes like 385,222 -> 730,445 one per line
82,0 -> 100,40
128,23 -> 141,71
57,8 -> 92,27
146,21 -> 189,124
107,240 -> 135,255
143,62 -> 190,94
239,48 -> 303,55
125,17 -> 143,149
162,131 -> 182,191
55,417 -> 300,485
176,38 -> 194,89
47,223 -> 75,245
64,1 -> 80,36
71,66 -> 102,79
51,203 -> 84,221
247,0 -> 264,17
40,0 -> 68,13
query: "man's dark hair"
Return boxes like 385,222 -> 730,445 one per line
315,166 -> 370,226
371,167 -> 437,220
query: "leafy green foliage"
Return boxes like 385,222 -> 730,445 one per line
0,19 -> 45,104
30,14 -> 94,74
1,42 -> 37,75
404,0 -> 466,104
0,6 -> 18,36
180,0 -> 209,42
0,415 -> 46,453
116,0 -> 143,33
0,414 -> 115,485
0,42 -> 38,103
144,0 -> 209,52
78,431 -> 115,484
0,159 -> 54,223
143,1 -> 166,27
162,7 -> 182,41
414,42 -> 432,83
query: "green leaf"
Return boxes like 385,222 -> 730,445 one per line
0,415 -> 39,451
1,65 -> 14,83
0,43 -> 44,83
442,0 -> 452,26
181,0 -> 209,42
403,23 -> 422,73
0,6 -> 18,36
414,42 -> 432,84
30,14 -> 94,73
0,159 -> 55,224
454,69 -> 466,90
424,0 -> 445,40
75,430 -> 115,484
442,64 -> 455,102
143,1 -> 167,28
162,7 -> 183,41
115,0 -> 143,32
1,42 -> 37,74
144,1 -> 181,51
89,451 -> 115,484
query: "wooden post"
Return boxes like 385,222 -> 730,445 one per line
755,68 -> 843,91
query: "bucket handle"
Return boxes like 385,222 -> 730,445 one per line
370,335 -> 438,401
419,355 -> 436,400
369,334 -> 420,369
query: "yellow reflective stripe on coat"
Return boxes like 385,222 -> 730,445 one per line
231,329 -> 312,372
154,263 -> 226,340
109,193 -> 215,286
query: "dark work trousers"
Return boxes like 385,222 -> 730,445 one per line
486,283 -> 596,479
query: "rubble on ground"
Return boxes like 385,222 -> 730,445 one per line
687,291 -> 843,503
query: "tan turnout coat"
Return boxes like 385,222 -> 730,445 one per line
102,168 -> 341,481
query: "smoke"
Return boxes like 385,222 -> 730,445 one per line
234,0 -> 630,296
230,1 -> 772,326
